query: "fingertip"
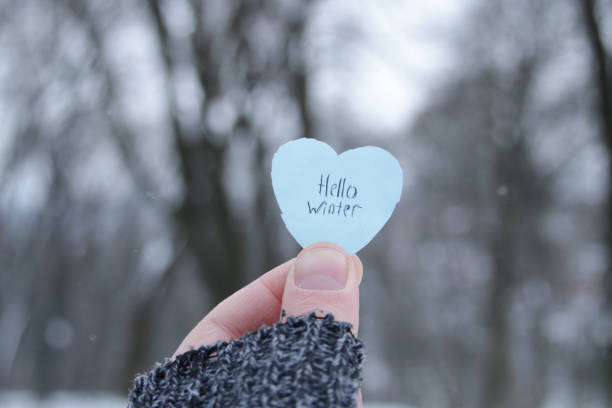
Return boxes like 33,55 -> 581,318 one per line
281,242 -> 360,332
295,242 -> 363,287
350,254 -> 364,286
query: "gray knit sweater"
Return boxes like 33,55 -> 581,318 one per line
128,313 -> 365,407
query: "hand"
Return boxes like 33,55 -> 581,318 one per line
175,241 -> 363,355
173,241 -> 364,406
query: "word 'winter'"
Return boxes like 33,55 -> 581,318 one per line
307,174 -> 362,217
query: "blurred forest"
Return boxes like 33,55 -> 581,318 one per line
1,0 -> 612,406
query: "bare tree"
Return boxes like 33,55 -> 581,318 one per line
578,0 -> 612,400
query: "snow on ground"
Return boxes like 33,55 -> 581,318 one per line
0,391 -> 126,408
0,391 -> 413,407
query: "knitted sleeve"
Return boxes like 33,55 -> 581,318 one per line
127,313 -> 365,407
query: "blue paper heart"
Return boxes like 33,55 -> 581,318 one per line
271,139 -> 402,254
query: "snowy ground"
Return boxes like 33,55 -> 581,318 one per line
0,391 -> 125,408
0,391 -> 412,407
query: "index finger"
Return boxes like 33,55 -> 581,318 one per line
174,258 -> 294,356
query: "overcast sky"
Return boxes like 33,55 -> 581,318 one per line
310,0 -> 471,135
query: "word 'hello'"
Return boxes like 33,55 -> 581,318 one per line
307,174 -> 362,217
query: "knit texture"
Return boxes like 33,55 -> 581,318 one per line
128,313 -> 365,407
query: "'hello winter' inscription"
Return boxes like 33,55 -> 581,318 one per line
307,174 -> 362,217
271,138 -> 403,253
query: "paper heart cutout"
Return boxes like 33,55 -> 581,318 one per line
271,138 -> 403,254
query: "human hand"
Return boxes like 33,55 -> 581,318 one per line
175,241 -> 363,355
176,242 -> 363,406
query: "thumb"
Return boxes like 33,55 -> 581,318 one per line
281,242 -> 363,334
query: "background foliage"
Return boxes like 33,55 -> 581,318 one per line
1,0 -> 611,406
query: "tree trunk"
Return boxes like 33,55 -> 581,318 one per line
578,0 -> 612,400
147,0 -> 245,307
